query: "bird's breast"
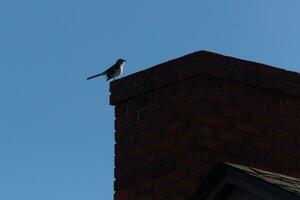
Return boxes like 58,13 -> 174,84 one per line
119,63 -> 124,75
113,63 -> 124,77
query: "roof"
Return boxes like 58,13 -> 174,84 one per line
189,162 -> 300,200
227,163 -> 300,196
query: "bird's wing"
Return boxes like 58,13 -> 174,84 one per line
105,63 -> 119,73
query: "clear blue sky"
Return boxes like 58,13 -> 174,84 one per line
1,1 -> 300,199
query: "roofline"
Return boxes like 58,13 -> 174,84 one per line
188,162 -> 300,200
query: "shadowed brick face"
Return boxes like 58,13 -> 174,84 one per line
110,51 -> 300,200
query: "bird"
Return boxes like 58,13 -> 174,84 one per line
86,58 -> 126,81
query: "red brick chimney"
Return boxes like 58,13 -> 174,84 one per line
110,51 -> 300,200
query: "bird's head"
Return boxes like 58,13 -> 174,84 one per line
116,58 -> 126,64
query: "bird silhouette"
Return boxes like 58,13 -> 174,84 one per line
87,59 -> 126,81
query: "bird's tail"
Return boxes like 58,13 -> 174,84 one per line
86,72 -> 105,80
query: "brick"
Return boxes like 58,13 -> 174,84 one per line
180,101 -> 198,116
115,111 -> 137,129
175,153 -> 193,168
198,127 -> 216,138
200,114 -> 231,128
163,120 -> 188,136
280,118 -> 300,133
281,95 -> 300,108
219,104 -> 249,120
150,136 -> 175,152
128,145 -> 148,159
138,103 -> 160,120
140,128 -> 162,144
154,184 -> 173,199
234,121 -> 262,136
152,161 -> 176,178
134,178 -> 153,195
225,143 -> 256,158
114,189 -> 131,200
189,137 -> 225,152
178,74 -> 200,89
191,149 -> 218,163
250,113 -> 278,126
156,109 -> 179,124
251,137 -> 273,151
255,150 -> 271,162
175,178 -> 197,193
270,154 -> 299,169
155,150 -> 169,164
190,87 -> 230,105
188,162 -> 214,178
169,143 -> 189,157
160,169 -> 187,184
110,87 -> 128,105
115,102 -> 127,117
114,163 -> 132,178
152,84 -> 177,102
265,128 -> 295,144
134,194 -> 153,200
198,101 -> 220,114
218,129 -> 251,144
172,195 -> 186,200
174,130 -> 190,144
186,126 -> 216,139
128,94 -> 152,112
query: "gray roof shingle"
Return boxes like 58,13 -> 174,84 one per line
189,162 -> 300,200
227,163 -> 300,196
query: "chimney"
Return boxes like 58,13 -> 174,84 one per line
110,51 -> 300,200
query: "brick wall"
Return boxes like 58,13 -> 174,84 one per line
110,51 -> 300,200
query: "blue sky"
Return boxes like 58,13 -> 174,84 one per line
1,1 -> 300,199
